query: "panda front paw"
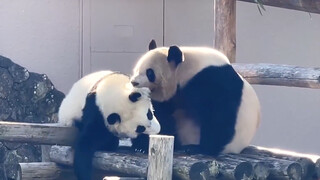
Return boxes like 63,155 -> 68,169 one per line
134,148 -> 147,154
131,134 -> 149,154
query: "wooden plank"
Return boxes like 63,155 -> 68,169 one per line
50,146 -> 220,180
50,146 -> 278,180
16,162 -> 107,180
233,63 -> 320,89
238,0 -> 320,14
214,0 -> 236,63
41,145 -> 51,162
16,162 -> 76,180
147,135 -> 174,180
0,121 -> 77,146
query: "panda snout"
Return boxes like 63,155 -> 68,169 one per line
131,81 -> 139,87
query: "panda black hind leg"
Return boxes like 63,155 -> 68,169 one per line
74,93 -> 119,180
178,65 -> 244,156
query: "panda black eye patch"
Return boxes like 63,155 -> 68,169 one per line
129,92 -> 141,102
136,125 -> 146,133
107,113 -> 121,125
147,109 -> 153,120
146,68 -> 155,82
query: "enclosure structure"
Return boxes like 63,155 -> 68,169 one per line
0,0 -> 320,180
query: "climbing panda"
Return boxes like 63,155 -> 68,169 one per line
58,70 -> 160,180
130,41 -> 260,156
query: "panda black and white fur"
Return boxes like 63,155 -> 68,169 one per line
58,70 -> 160,180
131,41 -> 260,156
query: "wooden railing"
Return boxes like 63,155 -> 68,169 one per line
0,63 -> 320,180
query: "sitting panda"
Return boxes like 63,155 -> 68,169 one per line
130,40 -> 260,156
58,70 -> 160,180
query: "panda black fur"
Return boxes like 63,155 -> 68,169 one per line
58,71 -> 160,180
131,42 -> 260,156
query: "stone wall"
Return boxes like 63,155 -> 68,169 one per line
0,55 -> 65,179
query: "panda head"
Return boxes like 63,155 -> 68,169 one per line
131,41 -> 183,102
95,74 -> 160,138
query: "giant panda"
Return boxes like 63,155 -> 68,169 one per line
58,70 -> 160,180
130,41 -> 260,156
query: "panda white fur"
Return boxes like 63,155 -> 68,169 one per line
131,41 -> 260,156
58,70 -> 160,180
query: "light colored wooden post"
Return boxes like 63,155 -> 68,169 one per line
147,135 -> 174,180
41,145 -> 51,162
213,0 -> 236,63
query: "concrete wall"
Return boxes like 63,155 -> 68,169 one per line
1,0 -> 319,154
237,2 -> 320,154
0,0 -> 80,93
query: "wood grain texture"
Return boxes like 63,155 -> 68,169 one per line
233,63 -> 320,89
0,121 -> 77,145
50,146 -> 220,180
214,0 -> 236,62
147,135 -> 174,180
16,162 -> 76,180
238,0 -> 320,14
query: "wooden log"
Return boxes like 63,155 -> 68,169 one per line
227,153 -> 303,180
238,0 -> 320,14
215,154 -> 254,180
41,145 -> 51,162
50,146 -> 231,180
173,154 -> 219,180
16,162 -> 107,180
0,121 -> 77,146
147,135 -> 174,180
242,146 -> 320,179
213,0 -> 236,62
50,145 -> 318,180
232,63 -> 320,89
15,162 -> 76,180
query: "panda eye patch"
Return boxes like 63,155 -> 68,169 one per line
129,92 -> 141,102
107,113 -> 121,125
146,68 -> 155,82
147,109 -> 153,120
135,125 -> 146,133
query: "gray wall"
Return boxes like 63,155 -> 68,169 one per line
0,0 -> 319,154
237,2 -> 320,154
0,0 -> 81,93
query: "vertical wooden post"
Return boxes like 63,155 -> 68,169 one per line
147,135 -> 174,180
213,0 -> 236,63
41,145 -> 51,162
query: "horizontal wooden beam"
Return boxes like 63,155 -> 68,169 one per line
16,162 -> 108,180
50,145 -> 320,180
0,121 -> 77,146
233,63 -> 320,89
238,0 -> 320,14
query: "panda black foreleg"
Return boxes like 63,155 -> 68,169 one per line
74,93 -> 120,180
73,133 -> 95,180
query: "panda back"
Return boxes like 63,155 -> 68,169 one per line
176,47 -> 230,87
58,71 -> 113,126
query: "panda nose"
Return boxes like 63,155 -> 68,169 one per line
131,81 -> 139,86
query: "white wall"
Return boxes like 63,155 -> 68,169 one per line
0,0 -> 80,93
237,2 -> 320,154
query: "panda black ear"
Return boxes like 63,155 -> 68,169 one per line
129,92 -> 142,102
167,46 -> 183,67
148,39 -> 157,50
